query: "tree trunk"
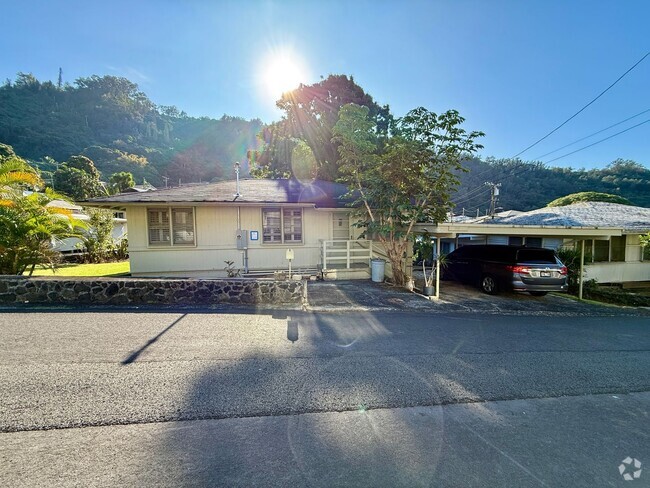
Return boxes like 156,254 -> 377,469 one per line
384,240 -> 409,287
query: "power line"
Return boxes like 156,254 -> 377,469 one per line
533,108 -> 650,160
513,51 -> 650,158
452,186 -> 492,207
544,118 -> 650,164
454,182 -> 493,201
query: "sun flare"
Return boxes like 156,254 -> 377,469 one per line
261,51 -> 307,100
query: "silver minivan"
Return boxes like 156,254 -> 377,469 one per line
443,245 -> 568,296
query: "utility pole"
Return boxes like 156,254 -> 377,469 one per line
162,176 -> 169,188
485,182 -> 501,218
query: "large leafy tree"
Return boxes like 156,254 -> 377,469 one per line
333,104 -> 484,286
251,75 -> 392,181
53,155 -> 106,200
108,171 -> 135,194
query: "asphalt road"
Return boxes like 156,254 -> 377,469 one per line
1,308 -> 649,486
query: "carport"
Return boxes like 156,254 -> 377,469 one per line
411,222 -> 623,300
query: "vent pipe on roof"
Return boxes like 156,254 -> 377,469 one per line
234,162 -> 242,200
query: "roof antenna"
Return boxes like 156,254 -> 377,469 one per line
234,162 -> 242,200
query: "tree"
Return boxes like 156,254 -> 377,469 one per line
53,155 -> 105,200
0,191 -> 85,275
0,156 -> 84,275
547,191 -> 633,207
1,156 -> 41,198
81,208 -> 117,262
640,233 -> 650,261
333,104 -> 484,286
251,75 -> 392,181
108,171 -> 135,194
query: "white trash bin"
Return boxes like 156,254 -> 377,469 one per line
371,258 -> 385,283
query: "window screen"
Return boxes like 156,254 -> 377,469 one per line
148,209 -> 170,245
525,237 -> 542,247
263,208 -> 303,244
283,208 -> 303,243
594,240 -> 609,262
262,208 -> 282,243
172,208 -> 195,245
148,207 -> 195,246
610,236 -> 625,262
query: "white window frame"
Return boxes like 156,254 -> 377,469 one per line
262,207 -> 303,245
147,207 -> 196,247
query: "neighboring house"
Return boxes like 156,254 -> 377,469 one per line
48,200 -> 128,255
121,184 -> 157,193
87,179 -> 372,278
416,202 -> 650,285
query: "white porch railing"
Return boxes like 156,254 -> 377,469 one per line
321,239 -> 373,269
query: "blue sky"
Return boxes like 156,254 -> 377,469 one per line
2,0 -> 648,169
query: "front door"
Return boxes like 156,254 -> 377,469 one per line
332,212 -> 350,241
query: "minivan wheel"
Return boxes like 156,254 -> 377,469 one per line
481,275 -> 498,295
529,291 -> 548,297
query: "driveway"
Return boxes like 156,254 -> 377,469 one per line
307,279 -> 649,316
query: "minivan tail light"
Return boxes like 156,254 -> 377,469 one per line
507,265 -> 530,274
559,266 -> 567,275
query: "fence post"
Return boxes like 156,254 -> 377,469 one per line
346,240 -> 351,268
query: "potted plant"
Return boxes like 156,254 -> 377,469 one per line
422,262 -> 435,296
422,253 -> 448,296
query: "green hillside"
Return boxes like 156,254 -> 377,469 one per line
1,72 -> 648,211
454,157 -> 650,212
0,73 -> 262,186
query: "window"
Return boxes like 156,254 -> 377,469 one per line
283,209 -> 303,243
172,208 -> 195,245
525,237 -> 542,248
508,236 -> 523,246
594,240 -> 609,262
147,207 -> 195,246
610,236 -> 626,262
262,207 -> 303,244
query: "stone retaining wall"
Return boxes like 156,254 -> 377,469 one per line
0,276 -> 306,306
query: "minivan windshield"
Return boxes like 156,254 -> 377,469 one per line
516,249 -> 557,263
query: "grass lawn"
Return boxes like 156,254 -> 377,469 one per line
27,261 -> 130,277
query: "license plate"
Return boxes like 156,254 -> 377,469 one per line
540,271 -> 551,277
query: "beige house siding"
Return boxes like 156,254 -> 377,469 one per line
584,262 -> 650,284
560,234 -> 650,284
127,205 -> 338,277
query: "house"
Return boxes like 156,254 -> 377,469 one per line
415,202 -> 650,285
47,200 -> 128,255
87,178 -> 373,279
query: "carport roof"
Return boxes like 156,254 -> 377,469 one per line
476,202 -> 650,233
413,202 -> 650,238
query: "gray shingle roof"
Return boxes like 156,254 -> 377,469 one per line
87,179 -> 351,208
482,202 -> 650,232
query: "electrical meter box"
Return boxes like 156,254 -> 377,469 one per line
236,229 -> 248,249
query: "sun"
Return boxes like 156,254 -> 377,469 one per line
261,51 -> 307,100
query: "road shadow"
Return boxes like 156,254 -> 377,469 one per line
121,314 -> 188,365
156,309 -> 609,486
